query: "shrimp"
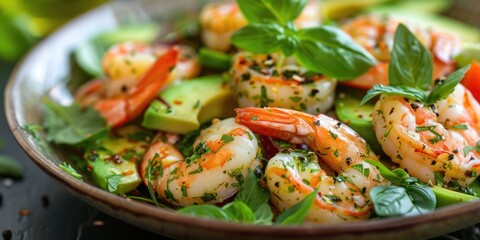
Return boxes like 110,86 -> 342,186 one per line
102,42 -> 201,94
75,42 -> 201,127
140,118 -> 260,206
231,52 -> 337,114
341,15 -> 461,89
235,107 -> 389,222
199,1 -> 321,52
373,84 -> 480,187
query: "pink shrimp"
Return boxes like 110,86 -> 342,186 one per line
235,107 -> 389,222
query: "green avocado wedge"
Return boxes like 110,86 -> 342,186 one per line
432,186 -> 479,207
83,125 -> 153,195
365,8 -> 480,42
335,88 -> 384,155
142,75 -> 236,134
454,43 -> 480,67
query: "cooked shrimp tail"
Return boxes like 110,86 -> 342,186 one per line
140,118 -> 260,206
236,107 -> 389,222
94,47 -> 179,127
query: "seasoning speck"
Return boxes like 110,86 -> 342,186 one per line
41,195 -> 49,208
19,209 -> 30,216
2,230 -> 12,240
2,179 -> 13,188
93,220 -> 105,227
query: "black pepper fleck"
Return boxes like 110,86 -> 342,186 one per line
2,230 -> 12,240
41,195 -> 49,208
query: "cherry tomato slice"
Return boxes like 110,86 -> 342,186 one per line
461,61 -> 480,102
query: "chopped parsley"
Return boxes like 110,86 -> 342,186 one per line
106,173 -> 123,193
58,162 -> 83,181
416,125 -> 444,144
221,134 -> 234,144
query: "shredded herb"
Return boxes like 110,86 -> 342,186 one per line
145,156 -> 163,207
201,193 -> 217,202
185,142 -> 211,164
329,131 -> 338,140
193,99 -> 201,109
181,185 -> 188,197
464,141 -> 480,157
106,173 -> 122,193
188,165 -> 203,175
21,124 -> 44,141
260,85 -> 272,108
58,162 -> 83,181
352,164 -> 370,177
416,126 -> 444,144
452,124 -> 468,130
221,134 -> 234,144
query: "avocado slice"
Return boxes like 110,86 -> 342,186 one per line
84,125 -> 153,195
368,0 -> 453,14
454,43 -> 480,67
335,88 -> 384,155
365,8 -> 480,42
320,0 -> 390,20
142,75 -> 236,134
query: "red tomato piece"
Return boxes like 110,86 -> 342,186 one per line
461,61 -> 480,102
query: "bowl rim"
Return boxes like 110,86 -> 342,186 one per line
4,1 -> 480,238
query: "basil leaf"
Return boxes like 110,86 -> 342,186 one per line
276,189 -> 317,224
0,155 -> 23,179
236,171 -> 270,212
106,173 -> 122,193
364,159 -> 402,185
391,169 -> 410,181
389,24 -> 433,90
406,184 -> 436,214
222,201 -> 255,223
370,186 -> 415,217
426,65 -> 470,105
237,0 -> 307,24
178,205 -> 234,221
232,23 -> 286,54
43,99 -> 108,145
253,204 -> 274,224
295,26 -> 376,79
360,85 -> 427,105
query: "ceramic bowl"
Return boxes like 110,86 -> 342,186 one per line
5,1 -> 480,239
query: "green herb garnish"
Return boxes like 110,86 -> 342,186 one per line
106,173 -> 122,193
221,134 -> 234,144
361,24 -> 470,106
365,159 -> 436,217
0,155 -> 23,179
58,162 -> 83,181
43,99 -> 108,145
232,0 -> 376,79
145,157 -> 163,207
416,125 -> 444,144
464,141 -> 480,157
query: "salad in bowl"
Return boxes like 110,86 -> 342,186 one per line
8,0 -> 480,238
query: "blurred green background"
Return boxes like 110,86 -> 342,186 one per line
0,0 -> 108,62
